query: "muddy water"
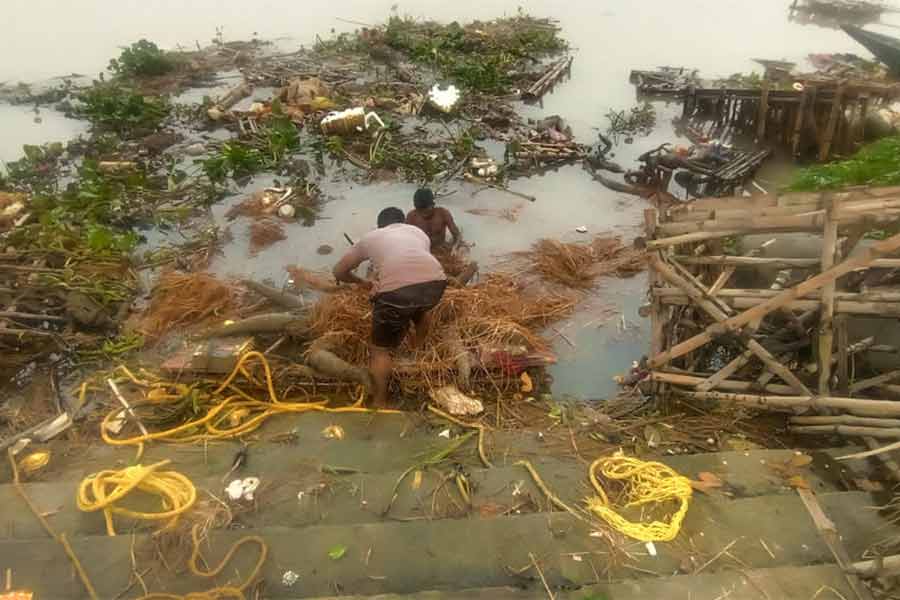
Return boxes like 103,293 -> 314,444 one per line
4,0 -> 900,398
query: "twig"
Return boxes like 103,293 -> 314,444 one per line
529,552 -> 555,600
107,379 -> 150,437
694,538 -> 739,574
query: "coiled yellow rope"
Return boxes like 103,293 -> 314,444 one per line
76,459 -> 197,536
586,453 -> 692,542
99,351 -> 400,447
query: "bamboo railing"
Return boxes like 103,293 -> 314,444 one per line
642,186 -> 900,452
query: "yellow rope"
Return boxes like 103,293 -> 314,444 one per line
99,351 -> 400,447
76,460 -> 197,536
586,452 -> 692,542
135,525 -> 267,600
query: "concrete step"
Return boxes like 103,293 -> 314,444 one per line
0,491 -> 892,598
298,563 -> 856,599
0,448 -> 866,540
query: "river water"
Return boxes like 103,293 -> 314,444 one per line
3,0 -> 900,399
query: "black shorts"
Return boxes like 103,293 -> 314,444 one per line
372,280 -> 447,348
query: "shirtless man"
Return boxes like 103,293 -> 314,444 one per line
332,207 -> 447,406
406,188 -> 460,252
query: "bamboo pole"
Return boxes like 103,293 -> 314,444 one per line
756,79 -> 770,141
644,211 -> 665,358
836,316 -> 850,395
676,389 -> 900,418
792,424 -> 900,439
819,83 -> 846,161
654,287 -> 900,303
649,370 -> 796,395
648,231 -> 900,369
791,87 -> 807,158
645,230 -> 742,250
791,415 -> 900,428
695,350 -> 753,392
650,255 -> 811,394
849,369 -> 900,394
673,255 -> 900,269
655,292 -> 900,316
797,488 -> 875,600
818,196 -> 839,397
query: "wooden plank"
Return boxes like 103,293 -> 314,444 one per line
648,231 -> 900,368
798,488 -> 875,600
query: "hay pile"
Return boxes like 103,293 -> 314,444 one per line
249,220 -> 286,255
307,273 -> 575,392
524,236 -> 645,289
140,272 -> 239,337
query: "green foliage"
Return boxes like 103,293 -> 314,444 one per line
200,116 -> 301,182
382,12 -> 566,92
4,143 -> 65,191
789,136 -> 900,191
77,83 -> 169,133
201,141 -> 266,182
606,103 -> 656,138
79,332 -> 145,360
328,545 -> 347,560
109,39 -> 177,77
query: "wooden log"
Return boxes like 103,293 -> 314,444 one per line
818,196 -> 839,397
201,313 -> 307,339
797,488 -> 875,600
676,389 -> 900,418
792,424 -> 900,439
242,279 -> 305,310
644,230 -> 742,250
852,553 -> 900,579
650,255 -> 811,394
649,231 -> 900,368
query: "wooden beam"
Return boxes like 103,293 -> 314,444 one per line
645,230 -> 742,250
791,414 -> 900,428
645,210 -> 665,358
649,231 -> 900,368
654,287 -> 900,303
672,255 -> 900,269
649,370 -> 795,395
792,424 -> 900,439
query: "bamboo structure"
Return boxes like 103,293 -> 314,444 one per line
680,78 -> 900,160
642,186 -> 900,439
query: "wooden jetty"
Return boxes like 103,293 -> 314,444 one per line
680,79 -> 900,160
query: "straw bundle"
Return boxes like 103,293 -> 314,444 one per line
524,236 -> 645,289
248,220 -> 286,255
140,272 -> 239,338
307,273 -> 575,393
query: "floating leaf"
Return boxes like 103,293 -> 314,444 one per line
328,545 -> 347,560
690,471 -> 723,494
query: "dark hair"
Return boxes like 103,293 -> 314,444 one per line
377,206 -> 406,228
413,188 -> 435,210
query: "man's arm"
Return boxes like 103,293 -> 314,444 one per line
444,208 -> 461,246
332,246 -> 372,290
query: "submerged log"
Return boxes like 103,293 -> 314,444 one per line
306,349 -> 371,389
242,279 -> 305,310
201,312 -> 307,338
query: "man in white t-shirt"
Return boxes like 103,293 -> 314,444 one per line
333,207 -> 447,406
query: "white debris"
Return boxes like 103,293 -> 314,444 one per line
226,477 -> 261,501
427,84 -> 461,113
282,570 -> 300,587
645,541 -> 657,557
429,385 -> 484,416
575,226 -> 588,233
438,428 -> 451,439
